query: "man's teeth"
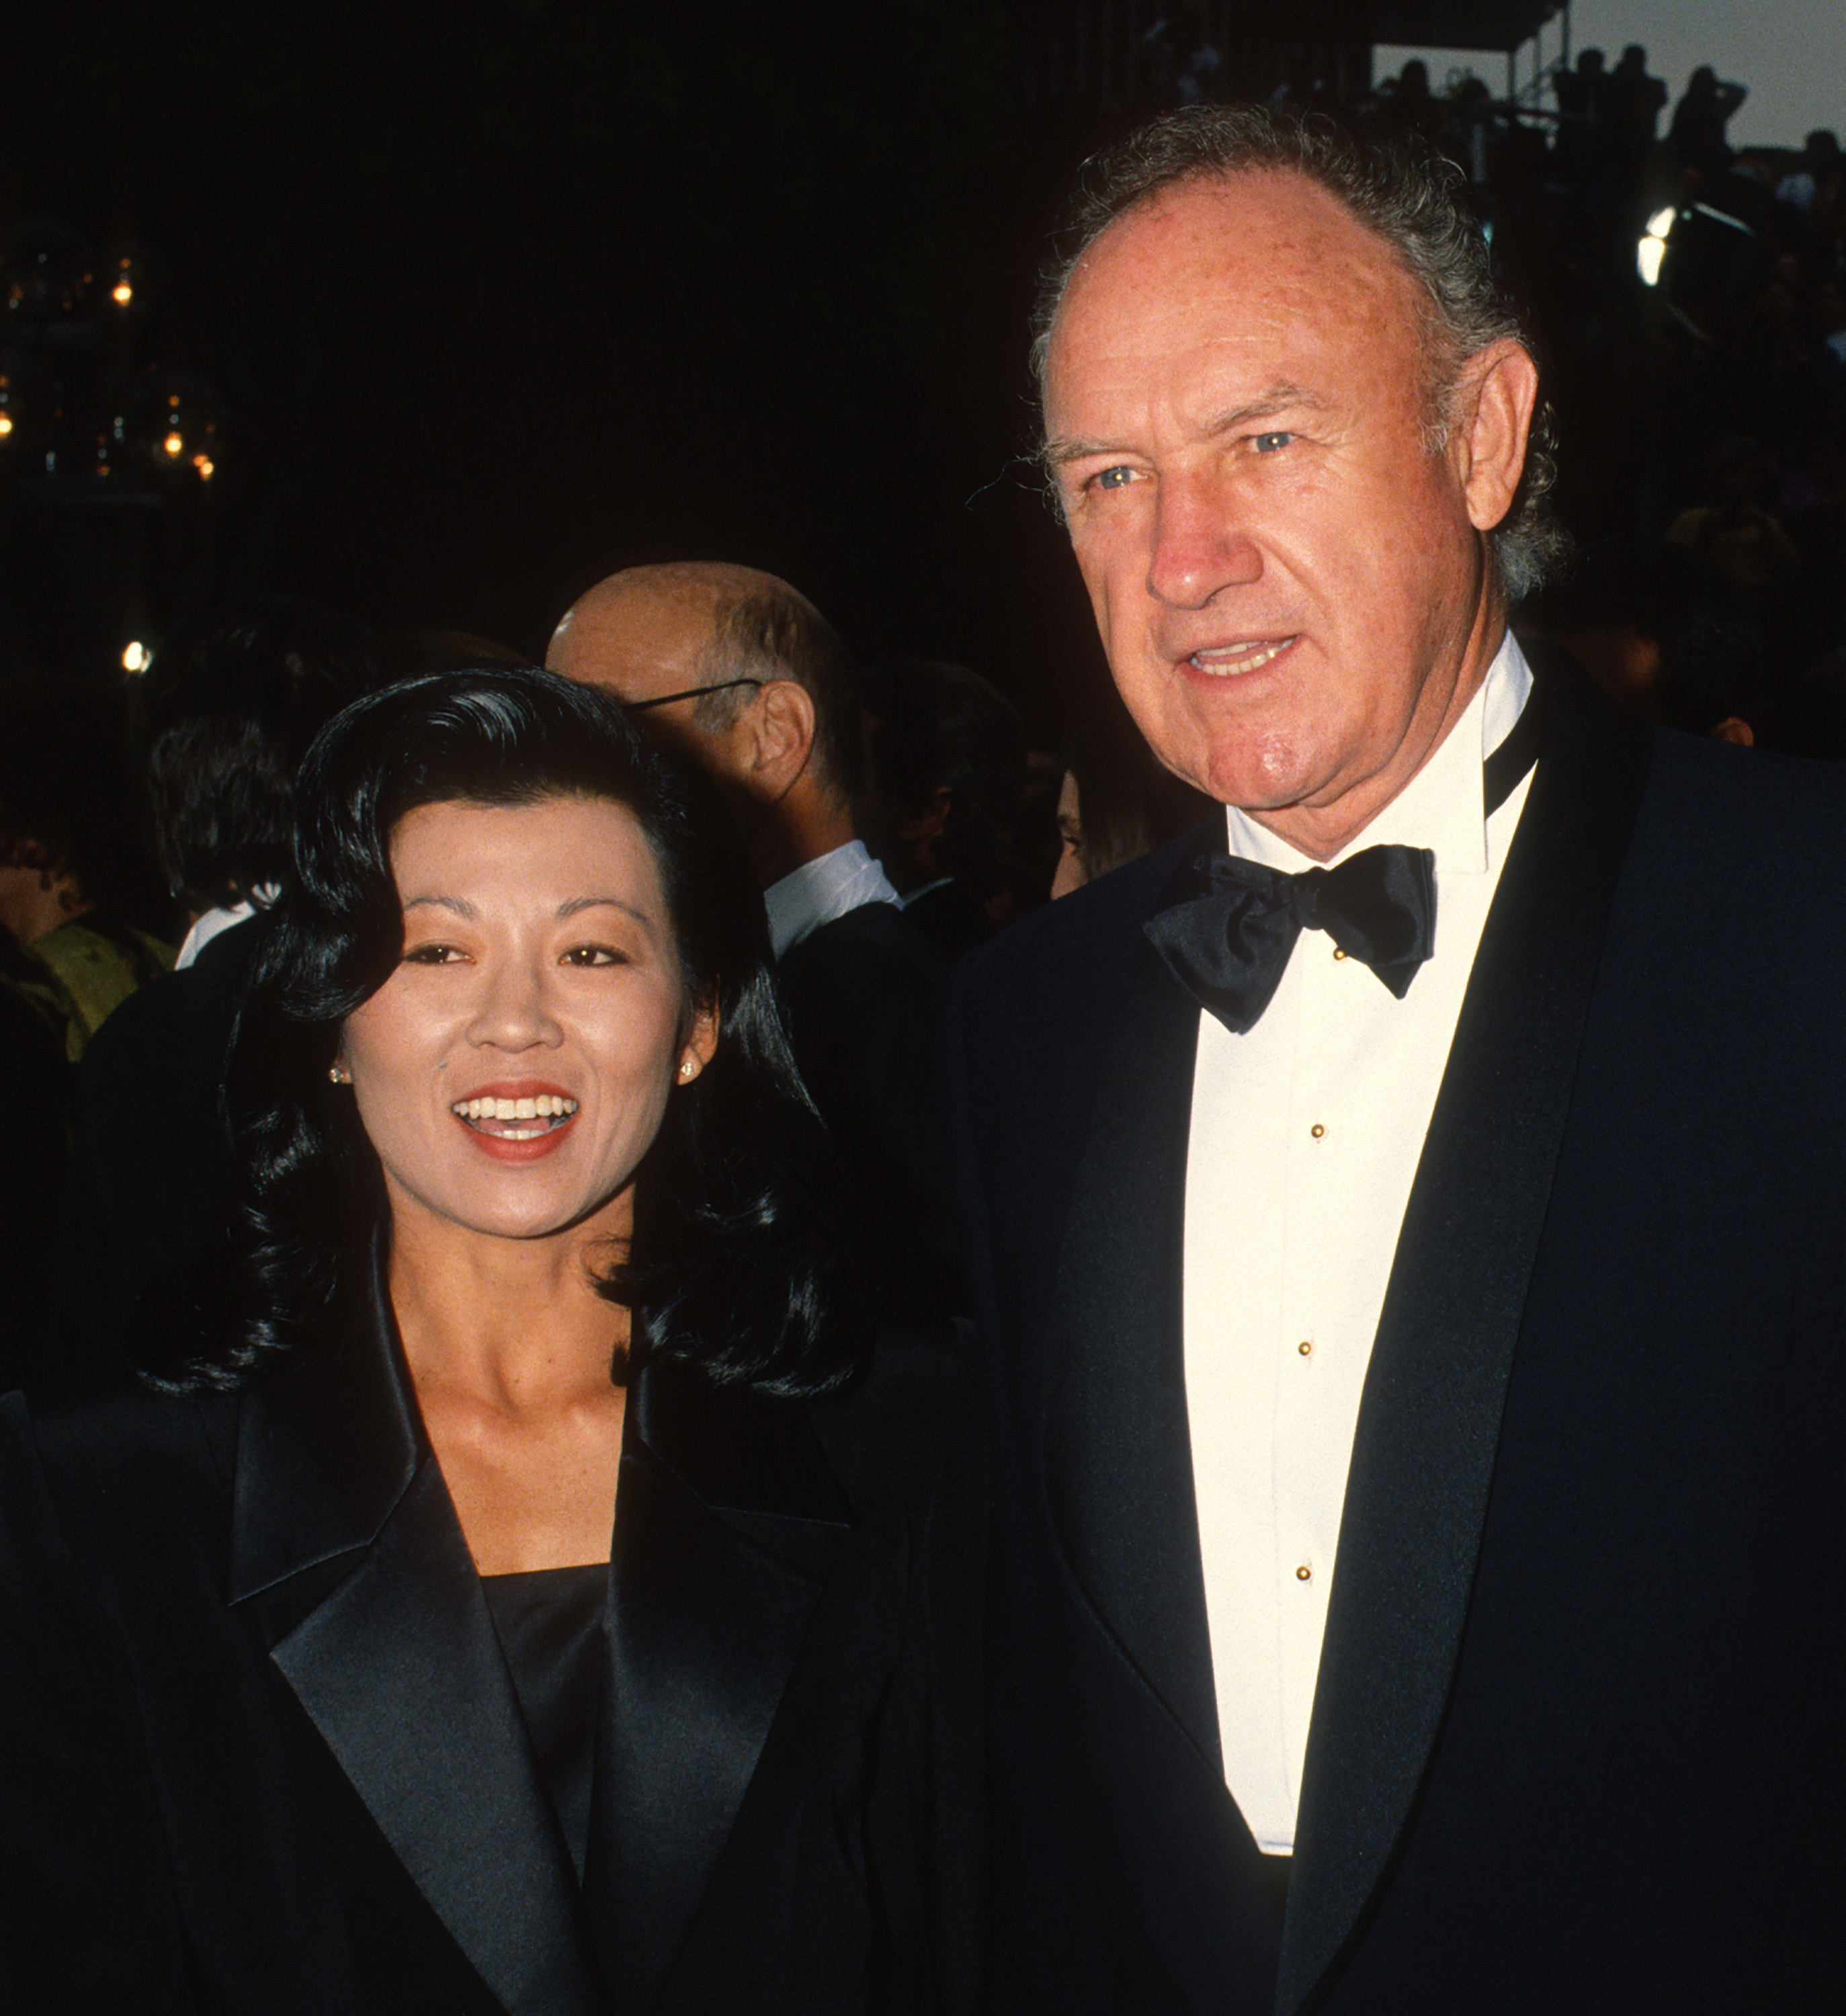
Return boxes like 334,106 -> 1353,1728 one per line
1190,639 -> 1292,674
451,1094 -> 579,1122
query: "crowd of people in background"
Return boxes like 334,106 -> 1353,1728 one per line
5,48 -> 1846,1346
1368,44 -> 1846,752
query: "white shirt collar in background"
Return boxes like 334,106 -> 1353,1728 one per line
762,840 -> 900,960
174,882 -> 282,970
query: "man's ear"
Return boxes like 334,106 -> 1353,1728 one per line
739,680 -> 816,804
1455,339 -> 1540,536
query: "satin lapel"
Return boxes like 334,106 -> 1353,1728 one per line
1277,672 -> 1654,2012
584,1363 -> 850,2013
229,1276 -> 603,2016
1044,927 -> 1222,1767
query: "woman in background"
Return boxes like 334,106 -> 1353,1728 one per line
1,667 -> 981,2015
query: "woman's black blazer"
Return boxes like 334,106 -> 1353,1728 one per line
0,1282 -> 985,2015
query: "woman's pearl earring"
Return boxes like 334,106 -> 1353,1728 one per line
329,1066 -> 350,1086
677,1060 -> 696,1083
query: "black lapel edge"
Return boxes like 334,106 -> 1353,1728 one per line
1277,672 -> 1654,2011
1044,931 -> 1225,1769
269,1458 -> 604,2016
585,1366 -> 838,2012
231,1264 -> 601,2016
228,1252 -> 417,1602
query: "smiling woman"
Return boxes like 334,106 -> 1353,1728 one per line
339,797 -> 712,1253
0,669 -> 983,2015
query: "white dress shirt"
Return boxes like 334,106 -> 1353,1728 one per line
1181,636 -> 1536,1853
761,841 -> 901,960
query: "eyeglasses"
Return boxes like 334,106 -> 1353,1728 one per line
620,677 -> 763,714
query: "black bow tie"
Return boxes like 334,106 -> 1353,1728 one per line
1145,843 -> 1437,1034
1144,685 -> 1550,1036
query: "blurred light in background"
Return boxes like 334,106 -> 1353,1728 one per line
134,372 -> 226,485
0,351 -> 62,461
1638,208 -> 1677,288
101,247 -> 150,317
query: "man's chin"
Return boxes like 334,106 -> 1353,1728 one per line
1187,747 -> 1331,820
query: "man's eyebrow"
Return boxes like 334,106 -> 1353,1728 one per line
1200,384 -> 1324,434
1043,384 -> 1325,468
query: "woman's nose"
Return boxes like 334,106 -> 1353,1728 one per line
466,960 -> 563,1050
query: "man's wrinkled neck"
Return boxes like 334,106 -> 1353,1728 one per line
1244,603 -> 1508,864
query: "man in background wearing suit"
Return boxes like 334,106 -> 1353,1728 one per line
549,563 -> 948,1284
945,104 -> 1846,2013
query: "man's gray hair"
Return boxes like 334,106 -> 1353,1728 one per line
1031,103 -> 1569,602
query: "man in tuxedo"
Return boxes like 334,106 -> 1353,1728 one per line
946,103 -> 1846,2013
548,564 -> 948,1283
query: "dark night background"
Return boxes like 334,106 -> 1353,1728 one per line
6,3 -> 1839,743
3,0 -> 1130,734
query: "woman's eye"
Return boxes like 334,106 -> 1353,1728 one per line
1253,431 -> 1293,454
402,943 -> 463,965
562,944 -> 623,967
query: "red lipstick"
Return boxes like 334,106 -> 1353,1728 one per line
449,1079 -> 581,1163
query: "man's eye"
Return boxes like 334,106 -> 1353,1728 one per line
1091,465 -> 1136,492
1253,431 -> 1293,453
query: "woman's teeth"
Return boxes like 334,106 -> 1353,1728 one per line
451,1093 -> 579,1131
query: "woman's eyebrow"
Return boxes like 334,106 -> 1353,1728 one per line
402,894 -> 476,918
557,894 -> 651,924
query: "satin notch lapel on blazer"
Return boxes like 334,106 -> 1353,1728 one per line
228,1284 -> 603,2016
1277,670 -> 1654,2013
585,1365 -> 851,2013
1045,933 -> 1223,1769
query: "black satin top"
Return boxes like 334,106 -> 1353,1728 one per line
480,1564 -> 607,1882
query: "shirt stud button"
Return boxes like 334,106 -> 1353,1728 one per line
1332,946 -> 1348,960
1310,1123 -> 1326,1139
1298,1341 -> 1313,1357
1296,1564 -> 1313,1582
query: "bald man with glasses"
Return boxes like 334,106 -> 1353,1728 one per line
548,561 -> 952,1302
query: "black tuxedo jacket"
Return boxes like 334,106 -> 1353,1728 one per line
0,1284 -> 984,2015
896,880 -> 995,968
778,900 -> 954,1299
943,670 -> 1846,2015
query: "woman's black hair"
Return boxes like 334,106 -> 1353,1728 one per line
140,665 -> 862,1400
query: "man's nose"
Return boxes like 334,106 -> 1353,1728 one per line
467,962 -> 563,1049
1146,472 -> 1262,608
